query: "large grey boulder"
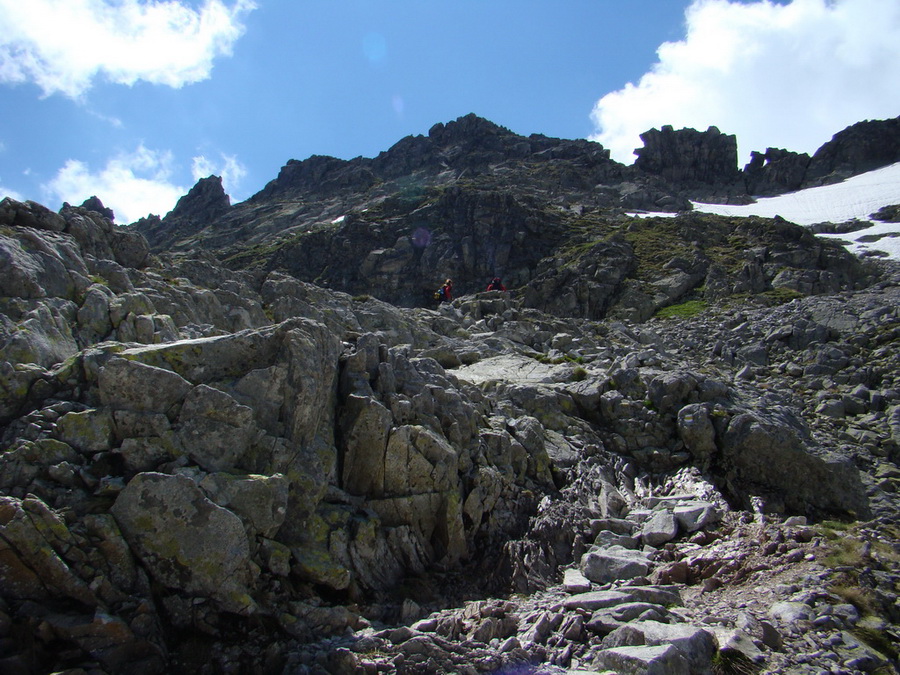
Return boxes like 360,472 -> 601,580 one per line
563,567 -> 592,594
0,495 -> 96,606
367,424 -> 466,562
0,197 -> 66,232
562,590 -> 635,611
593,643 -> 690,675
110,227 -> 150,268
0,225 -> 89,300
647,371 -> 699,413
53,408 -> 115,454
677,403 -> 718,468
673,501 -> 721,532
640,509 -> 679,546
340,394 -> 392,495
580,545 -> 652,584
611,620 -> 718,673
721,412 -> 871,516
76,283 -> 115,343
111,472 -> 258,613
0,299 -> 80,367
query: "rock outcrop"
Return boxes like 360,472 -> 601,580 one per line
741,116 -> 900,197
135,175 -> 232,251
743,147 -> 811,196
633,125 -> 742,190
805,117 -> 900,185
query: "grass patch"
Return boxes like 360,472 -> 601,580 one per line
761,287 -> 804,305
534,354 -> 564,365
534,353 -> 585,366
821,535 -> 867,568
571,366 -> 587,382
852,624 -> 899,660
829,579 -> 878,615
712,650 -> 760,675
655,299 -> 708,319
817,521 -> 900,569
622,219 -> 690,281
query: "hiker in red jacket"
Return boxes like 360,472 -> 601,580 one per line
486,277 -> 506,292
440,279 -> 453,302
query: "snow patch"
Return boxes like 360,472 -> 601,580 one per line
625,211 -> 677,218
692,162 -> 900,260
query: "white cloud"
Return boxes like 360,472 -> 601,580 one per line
42,145 -> 188,223
0,0 -> 256,98
590,0 -> 900,165
192,152 -> 248,199
1,184 -> 25,202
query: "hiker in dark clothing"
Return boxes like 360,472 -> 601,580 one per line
486,277 -> 506,291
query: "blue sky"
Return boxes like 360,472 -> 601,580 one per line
1,0 -> 899,224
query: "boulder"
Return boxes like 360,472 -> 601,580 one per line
580,545 -> 652,584
563,590 -> 634,612
677,403 -> 718,468
640,509 -> 679,546
53,408 -> 115,454
111,472 -> 258,613
673,501 -> 721,532
0,495 -> 96,606
0,299 -> 80,368
593,643 -> 690,675
647,372 -> 698,413
721,412 -> 871,516
340,394 -> 392,495
563,567 -> 592,594
0,197 -> 66,232
620,620 -> 718,673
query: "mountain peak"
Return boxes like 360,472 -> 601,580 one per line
427,113 -> 516,145
168,175 -> 230,222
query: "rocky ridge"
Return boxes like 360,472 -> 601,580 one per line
1,185 -> 899,675
129,114 -> 900,314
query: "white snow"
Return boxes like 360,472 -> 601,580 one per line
692,162 -> 900,260
625,211 -> 677,218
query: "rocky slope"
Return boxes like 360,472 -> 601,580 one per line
1,184 -> 899,675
